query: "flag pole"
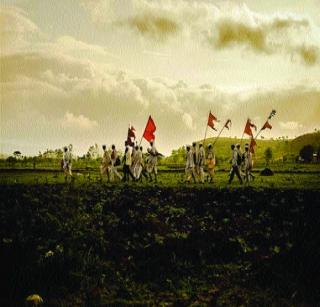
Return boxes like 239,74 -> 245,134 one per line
202,111 -> 210,148
253,110 -> 276,142
212,121 -> 227,146
254,128 -> 263,141
240,118 -> 248,146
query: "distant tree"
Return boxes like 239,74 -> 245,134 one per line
6,156 -> 17,167
264,147 -> 273,166
13,151 -> 22,159
86,144 -> 99,160
299,145 -> 314,162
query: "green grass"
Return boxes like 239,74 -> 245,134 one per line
1,169 -> 319,189
165,131 -> 320,166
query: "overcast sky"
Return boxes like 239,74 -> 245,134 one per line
1,0 -> 320,155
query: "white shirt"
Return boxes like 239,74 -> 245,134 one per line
198,147 -> 205,166
186,150 -> 194,168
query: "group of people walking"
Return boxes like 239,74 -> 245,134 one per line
101,141 -> 161,183
185,142 -> 254,184
61,140 -> 254,185
228,143 -> 254,184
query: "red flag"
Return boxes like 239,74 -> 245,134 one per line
244,119 -> 257,137
207,111 -> 217,131
127,126 -> 136,146
224,119 -> 232,130
249,138 -> 257,154
143,116 -> 156,142
261,121 -> 272,130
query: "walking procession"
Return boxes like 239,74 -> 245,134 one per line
62,110 -> 276,185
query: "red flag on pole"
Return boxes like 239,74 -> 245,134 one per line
261,120 -> 272,130
244,119 -> 257,137
224,119 -> 232,130
207,111 -> 218,131
143,116 -> 156,142
250,138 -> 257,154
127,126 -> 136,146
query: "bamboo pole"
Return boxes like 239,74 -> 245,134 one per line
212,120 -> 227,146
202,112 -> 209,148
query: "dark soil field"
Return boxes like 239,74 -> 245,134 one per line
1,183 -> 320,306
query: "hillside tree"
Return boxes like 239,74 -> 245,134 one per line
264,147 -> 273,166
299,145 -> 314,162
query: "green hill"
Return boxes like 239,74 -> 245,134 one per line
164,131 -> 320,167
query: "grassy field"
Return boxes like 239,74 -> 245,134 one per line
0,168 -> 320,189
0,182 -> 319,306
1,147 -> 319,306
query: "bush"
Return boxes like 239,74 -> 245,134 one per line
299,145 -> 314,162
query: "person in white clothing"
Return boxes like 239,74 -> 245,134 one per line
185,145 -> 197,183
110,144 -> 122,182
100,145 -> 111,182
62,146 -> 73,182
198,143 -> 206,183
147,141 -> 158,182
243,143 -> 255,183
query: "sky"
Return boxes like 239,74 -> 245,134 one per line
1,0 -> 320,156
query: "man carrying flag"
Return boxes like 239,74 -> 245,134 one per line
147,141 -> 159,183
228,144 -> 243,185
243,143 -> 254,183
141,116 -> 160,183
198,143 -> 206,183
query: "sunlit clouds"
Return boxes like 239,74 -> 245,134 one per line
1,1 -> 320,155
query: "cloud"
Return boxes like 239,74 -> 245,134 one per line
117,13 -> 180,41
81,0 -> 320,65
182,113 -> 194,130
209,5 -> 319,65
214,19 -> 267,52
55,36 -> 119,58
61,112 -> 98,130
294,45 -> 319,65
279,121 -> 303,130
82,0 -> 211,42
0,6 -> 40,53
1,48 -> 320,154
1,5 -> 319,154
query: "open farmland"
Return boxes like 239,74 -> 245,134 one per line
1,180 -> 320,306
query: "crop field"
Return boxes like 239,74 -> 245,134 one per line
0,168 -> 320,306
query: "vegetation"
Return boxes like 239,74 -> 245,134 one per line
299,145 -> 314,162
0,131 -> 319,306
0,183 -> 319,306
165,131 -> 320,167
264,147 -> 273,166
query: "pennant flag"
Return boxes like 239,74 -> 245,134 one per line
244,119 -> 257,137
224,119 -> 232,130
207,111 -> 218,131
143,116 -> 156,142
127,125 -> 136,147
261,121 -> 272,130
268,109 -> 276,119
249,138 -> 257,154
